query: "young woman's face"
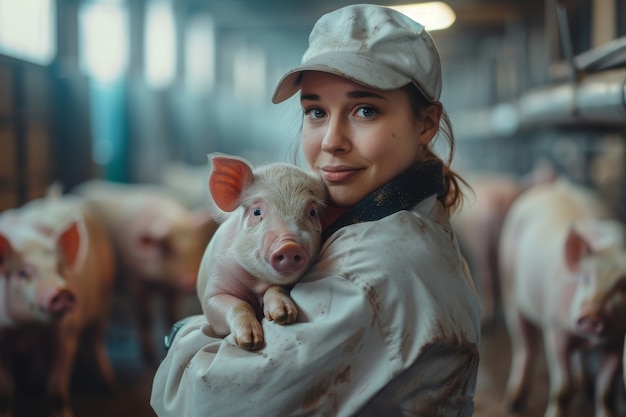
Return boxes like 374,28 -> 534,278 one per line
300,71 -> 436,208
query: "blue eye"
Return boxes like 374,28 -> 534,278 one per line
304,107 -> 325,119
253,208 -> 262,216
356,106 -> 377,118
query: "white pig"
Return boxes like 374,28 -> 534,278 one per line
0,194 -> 116,417
196,153 -> 327,351
499,178 -> 626,417
73,179 -> 217,364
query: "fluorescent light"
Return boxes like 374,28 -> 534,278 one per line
79,3 -> 129,82
145,0 -> 176,89
0,0 -> 56,65
389,2 -> 456,31
185,15 -> 216,92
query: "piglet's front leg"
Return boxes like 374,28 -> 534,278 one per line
263,285 -> 297,325
205,294 -> 264,351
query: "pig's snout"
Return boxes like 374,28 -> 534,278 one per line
48,289 -> 77,317
576,311 -> 605,335
270,242 -> 308,274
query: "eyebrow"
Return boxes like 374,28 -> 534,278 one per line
300,90 -> 387,101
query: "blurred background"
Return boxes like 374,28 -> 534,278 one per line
0,0 -> 625,416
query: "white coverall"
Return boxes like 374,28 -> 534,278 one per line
150,194 -> 481,417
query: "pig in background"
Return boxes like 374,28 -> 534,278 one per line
0,192 -> 116,417
197,153 -> 327,351
451,160 -> 556,328
499,178 -> 626,417
72,180 -> 217,364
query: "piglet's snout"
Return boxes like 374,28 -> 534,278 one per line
576,311 -> 605,335
48,288 -> 77,317
270,241 -> 308,274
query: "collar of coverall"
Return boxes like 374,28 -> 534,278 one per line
321,159 -> 446,243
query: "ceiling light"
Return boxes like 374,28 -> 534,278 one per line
389,2 -> 456,31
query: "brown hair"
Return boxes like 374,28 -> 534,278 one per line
405,84 -> 468,215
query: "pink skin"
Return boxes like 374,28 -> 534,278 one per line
299,71 -> 441,223
245,200 -> 311,276
269,241 -> 308,274
500,180 -> 626,417
0,198 -> 117,417
197,154 -> 326,351
38,280 -> 77,318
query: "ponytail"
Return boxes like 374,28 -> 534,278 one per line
405,84 -> 471,215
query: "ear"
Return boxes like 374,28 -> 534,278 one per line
564,226 -> 592,272
55,219 -> 85,267
418,102 -> 442,146
0,232 -> 14,275
207,154 -> 255,212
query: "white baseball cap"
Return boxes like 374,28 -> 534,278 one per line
272,4 -> 442,104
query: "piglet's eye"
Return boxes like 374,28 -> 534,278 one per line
253,208 -> 262,216
309,208 -> 318,217
18,269 -> 30,280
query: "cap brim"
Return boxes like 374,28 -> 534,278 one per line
272,52 -> 412,104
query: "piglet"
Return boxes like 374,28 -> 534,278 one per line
500,178 -> 626,417
196,153 -> 326,351
0,194 -> 116,417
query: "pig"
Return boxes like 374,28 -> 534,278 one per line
0,194 -> 116,417
73,180 -> 217,364
196,153 -> 327,351
499,178 -> 626,417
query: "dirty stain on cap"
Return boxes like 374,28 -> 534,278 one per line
272,4 -> 443,104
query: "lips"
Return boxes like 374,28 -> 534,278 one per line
320,166 -> 362,183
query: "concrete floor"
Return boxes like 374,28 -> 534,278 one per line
9,294 -> 626,417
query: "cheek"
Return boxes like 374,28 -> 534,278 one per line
301,132 -> 320,169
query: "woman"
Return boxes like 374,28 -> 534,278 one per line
151,4 -> 481,416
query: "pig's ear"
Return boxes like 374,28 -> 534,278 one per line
208,155 -> 254,212
0,232 -> 14,274
564,226 -> 592,272
55,218 -> 85,267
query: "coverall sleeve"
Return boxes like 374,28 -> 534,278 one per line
150,273 -> 391,417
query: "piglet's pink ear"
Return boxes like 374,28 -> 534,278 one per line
55,219 -> 84,267
0,233 -> 13,274
564,226 -> 592,272
208,154 -> 254,212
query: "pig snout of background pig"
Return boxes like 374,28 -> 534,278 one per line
499,178 -> 626,417
197,153 -> 327,351
0,194 -> 117,417
73,179 -> 217,364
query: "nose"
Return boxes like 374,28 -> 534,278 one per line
48,288 -> 77,317
576,311 -> 605,335
321,118 -> 350,154
270,242 -> 308,274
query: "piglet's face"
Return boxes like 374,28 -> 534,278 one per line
0,222 -> 81,326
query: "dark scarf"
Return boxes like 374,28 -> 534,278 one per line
321,159 -> 446,243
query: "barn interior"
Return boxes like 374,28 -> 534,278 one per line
0,0 -> 625,416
